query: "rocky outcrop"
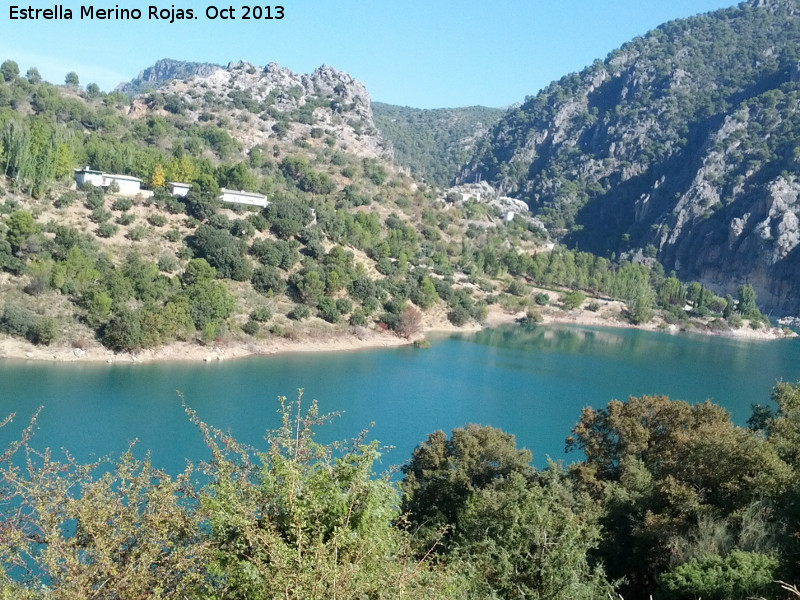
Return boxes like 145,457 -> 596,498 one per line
444,181 -> 548,233
125,59 -> 384,160
116,59 -> 222,95
461,0 -> 800,314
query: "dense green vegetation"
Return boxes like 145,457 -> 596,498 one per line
3,58 -> 768,355
0,61 -> 541,351
372,103 -> 504,186
3,383 -> 800,598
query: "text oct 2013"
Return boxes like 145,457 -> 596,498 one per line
8,5 -> 285,22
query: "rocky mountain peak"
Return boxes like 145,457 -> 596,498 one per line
116,59 -> 222,95
460,0 -> 800,314
126,59 -> 383,160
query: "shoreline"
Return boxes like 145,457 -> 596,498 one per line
0,304 -> 794,365
0,328 -> 413,365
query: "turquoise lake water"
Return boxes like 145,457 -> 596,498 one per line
1,324 -> 799,473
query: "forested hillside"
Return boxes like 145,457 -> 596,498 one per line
0,56 -> 789,357
463,0 -> 800,315
372,103 -> 504,186
0,59 -> 552,356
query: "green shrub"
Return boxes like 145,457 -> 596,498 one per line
349,310 -> 368,327
157,254 -> 179,272
242,319 -> 260,336
0,304 -> 37,338
96,222 -> 118,238
561,291 -> 585,311
660,550 -> 778,600
708,318 -> 730,332
289,304 -> 310,321
193,224 -> 252,281
247,213 -> 269,232
83,185 -> 105,210
362,296 -> 380,315
727,314 -> 744,328
112,198 -> 133,212
231,219 -> 256,239
90,208 -> 112,224
507,280 -> 527,296
127,225 -> 147,241
207,214 -> 231,230
267,199 -> 311,239
162,197 -> 185,214
250,238 -> 299,270
250,307 -> 273,322
117,213 -> 136,226
447,306 -> 471,326
55,191 -> 78,208
317,297 -> 341,323
522,308 -> 543,324
335,298 -> 353,315
164,229 -> 182,242
31,317 -> 57,345
251,266 -> 286,295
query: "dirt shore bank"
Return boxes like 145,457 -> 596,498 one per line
0,301 -> 793,365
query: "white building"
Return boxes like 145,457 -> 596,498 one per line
74,167 -> 104,187
74,167 -> 142,196
219,188 -> 269,209
104,174 -> 142,196
168,182 -> 192,197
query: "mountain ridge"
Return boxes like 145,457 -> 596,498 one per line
116,60 -> 508,186
116,58 -> 224,95
461,0 -> 800,314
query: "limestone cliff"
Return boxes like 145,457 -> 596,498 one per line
463,0 -> 800,314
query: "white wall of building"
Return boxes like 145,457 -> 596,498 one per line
220,189 -> 269,208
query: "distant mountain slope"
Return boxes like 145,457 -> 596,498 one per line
372,103 -> 504,186
116,58 -> 223,95
462,0 -> 800,314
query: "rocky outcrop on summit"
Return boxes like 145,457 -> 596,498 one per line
127,60 -> 383,160
462,0 -> 800,315
116,59 -> 222,95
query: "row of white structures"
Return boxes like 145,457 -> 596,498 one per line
74,167 -> 269,208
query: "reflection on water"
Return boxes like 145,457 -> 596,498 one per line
469,324 -> 628,353
2,324 -> 799,472
462,323 -> 771,377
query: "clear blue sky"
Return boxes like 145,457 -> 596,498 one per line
0,0 -> 738,108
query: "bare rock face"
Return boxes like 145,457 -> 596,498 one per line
757,179 -> 800,264
444,182 -> 549,233
460,0 -> 800,314
664,175 -> 800,315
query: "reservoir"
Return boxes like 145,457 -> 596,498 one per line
1,324 -> 799,473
